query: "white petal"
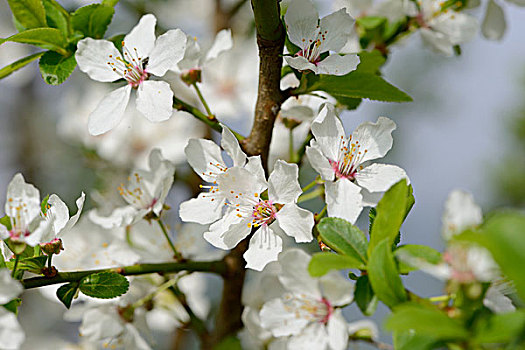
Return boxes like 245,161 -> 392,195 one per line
75,38 -> 121,82
311,104 -> 345,161
185,138 -> 224,182
305,144 -> 335,181
5,173 -> 41,223
319,8 -> 355,53
136,80 -> 174,122
88,206 -> 139,229
47,194 -> 70,235
315,53 -> 360,76
146,148 -> 176,215
347,319 -> 379,341
0,269 -> 23,304
319,271 -> 354,306
325,180 -> 363,224
24,219 -> 52,246
80,306 -> 124,341
147,29 -> 187,77
123,14 -> 157,59
420,27 -> 454,56
355,163 -> 408,193
360,188 -> 384,207
431,13 -> 478,45
0,308 -> 25,350
177,35 -> 201,71
284,0 -> 320,48
259,298 -> 309,337
482,0 -> 506,40
88,85 -> 131,135
285,55 -> 317,72
278,249 -> 321,299
221,124 -> 246,167
351,116 -> 396,163
442,190 -> 482,239
244,156 -> 268,186
204,209 -> 243,249
244,226 -> 283,271
205,29 -> 233,62
276,204 -> 314,243
288,323 -> 328,350
268,160 -> 302,203
222,217 -> 252,248
64,192 -> 86,232
217,167 -> 267,205
483,284 -> 516,314
327,310 -> 349,350
179,193 -> 225,224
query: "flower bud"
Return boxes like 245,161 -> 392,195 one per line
181,68 -> 202,86
40,238 -> 64,255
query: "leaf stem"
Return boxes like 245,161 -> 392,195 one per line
288,128 -> 295,162
192,83 -> 213,117
47,254 -> 53,269
21,260 -> 227,289
297,186 -> 324,203
157,219 -> 183,261
301,176 -> 321,193
132,277 -> 180,309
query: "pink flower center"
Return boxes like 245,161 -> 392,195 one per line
330,136 -> 368,180
250,200 -> 278,227
319,298 -> 334,324
106,41 -> 149,88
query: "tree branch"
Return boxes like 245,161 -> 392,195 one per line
212,0 -> 287,344
21,260 -> 227,289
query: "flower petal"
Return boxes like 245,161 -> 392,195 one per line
319,271 -> 354,306
420,27 -> 454,56
319,8 -> 355,53
284,0 -> 320,48
276,204 -> 314,243
244,225 -> 283,271
47,194 -> 70,235
123,14 -> 157,59
351,116 -> 396,163
482,0 -> 506,40
185,138 -> 224,182
259,298 -> 309,337
88,85 -> 131,135
288,322 -> 329,350
217,167 -> 267,205
244,156 -> 268,186
0,308 -> 25,350
268,160 -> 302,203
355,163 -> 408,193
136,80 -> 174,122
442,190 -> 482,240
315,53 -> 359,76
75,38 -> 121,82
325,180 -> 363,224
205,29 -> 233,62
278,249 -> 321,299
147,28 -> 187,76
204,209 -> 243,249
327,309 -> 349,350
311,104 -> 345,161
179,192 -> 225,224
0,269 -> 23,304
88,206 -> 139,229
5,173 -> 41,221
220,124 -> 246,167
431,12 -> 478,45
305,143 -> 335,181
64,192 -> 86,232
285,55 -> 317,72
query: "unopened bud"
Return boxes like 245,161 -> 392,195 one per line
282,116 -> 302,130
181,68 -> 202,86
117,305 -> 135,323
40,238 -> 64,255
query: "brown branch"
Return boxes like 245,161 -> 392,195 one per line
211,0 -> 287,345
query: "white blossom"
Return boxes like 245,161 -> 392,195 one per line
76,14 -> 187,135
284,0 -> 360,75
89,149 -> 175,229
0,307 -> 25,350
306,104 -> 408,223
413,0 -> 478,56
203,161 -> 314,270
258,249 -> 354,350
0,268 -> 23,305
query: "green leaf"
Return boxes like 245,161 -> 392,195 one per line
355,275 -> 378,316
56,282 -> 79,309
356,50 -> 385,74
317,217 -> 368,265
0,52 -> 45,80
456,212 -> 525,302
213,335 -> 242,350
474,311 -> 525,344
305,72 -> 412,103
39,50 -> 76,85
7,0 -> 47,30
79,272 -> 129,299
395,245 -> 442,274
6,255 -> 47,274
2,298 -> 22,314
386,303 -> 469,340
71,4 -> 115,39
368,179 -> 410,256
42,0 -> 69,37
333,95 -> 362,110
1,28 -> 67,53
367,239 -> 407,308
308,252 -> 365,277
0,215 -> 12,231
393,331 -> 437,350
